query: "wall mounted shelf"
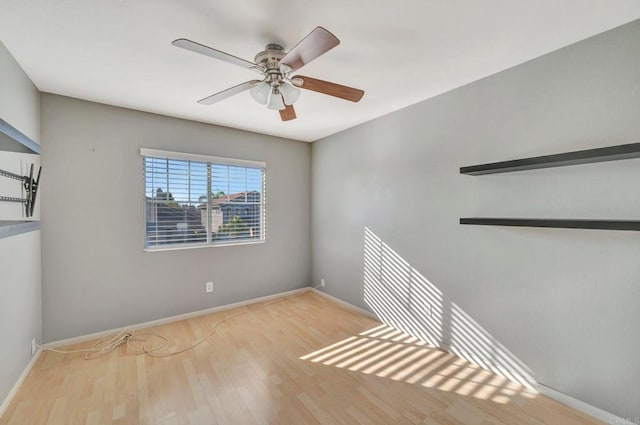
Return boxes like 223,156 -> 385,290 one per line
0,220 -> 40,240
0,118 -> 41,155
460,218 -> 640,231
460,142 -> 640,231
460,142 -> 640,175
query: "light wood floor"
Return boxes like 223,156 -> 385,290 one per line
1,290 -> 602,425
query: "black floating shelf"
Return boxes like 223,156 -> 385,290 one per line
460,218 -> 640,231
460,142 -> 640,175
0,118 -> 41,155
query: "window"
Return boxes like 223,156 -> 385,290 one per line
141,148 -> 265,250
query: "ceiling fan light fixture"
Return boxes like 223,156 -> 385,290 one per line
249,81 -> 271,105
280,82 -> 301,105
267,88 -> 286,110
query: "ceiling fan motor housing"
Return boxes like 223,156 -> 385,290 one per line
254,44 -> 287,85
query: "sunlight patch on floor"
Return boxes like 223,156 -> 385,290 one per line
301,323 -> 537,405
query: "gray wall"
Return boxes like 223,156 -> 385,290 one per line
40,94 -> 311,342
0,41 -> 42,406
311,20 -> 640,418
0,42 -> 39,143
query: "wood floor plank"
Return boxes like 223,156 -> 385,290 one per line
0,291 -> 603,425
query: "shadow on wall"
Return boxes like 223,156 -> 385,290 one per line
363,227 -> 536,389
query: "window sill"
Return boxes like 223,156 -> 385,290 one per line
144,239 -> 265,252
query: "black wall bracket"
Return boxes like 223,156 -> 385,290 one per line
0,164 -> 41,217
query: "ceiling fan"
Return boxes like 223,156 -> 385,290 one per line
172,27 -> 364,121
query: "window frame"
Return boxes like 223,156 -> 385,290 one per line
141,148 -> 266,252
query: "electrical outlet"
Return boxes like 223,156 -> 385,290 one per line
205,281 -> 214,293
320,278 -> 325,288
31,338 -> 37,356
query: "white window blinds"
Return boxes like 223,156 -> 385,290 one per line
141,149 -> 265,250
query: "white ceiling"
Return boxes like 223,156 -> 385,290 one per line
1,1 -> 640,142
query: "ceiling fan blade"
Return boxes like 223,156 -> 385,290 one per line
279,104 -> 297,121
292,76 -> 364,102
197,80 -> 261,105
172,39 -> 262,72
280,27 -> 340,72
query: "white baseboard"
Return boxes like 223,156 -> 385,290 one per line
0,348 -> 42,419
44,287 -> 309,349
536,383 -> 633,425
310,288 -> 379,319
